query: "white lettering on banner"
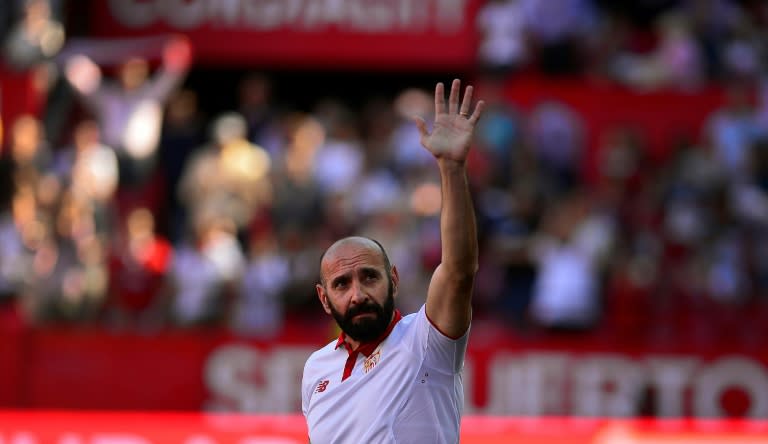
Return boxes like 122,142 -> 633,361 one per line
434,0 -> 465,32
205,345 -> 312,412
163,0 -> 206,28
108,0 -> 154,27
645,357 -> 698,417
108,0 -> 467,32
242,0 -> 302,29
202,345 -> 768,417
485,353 -> 568,415
206,0 -> 242,25
572,355 -> 645,417
694,356 -> 768,418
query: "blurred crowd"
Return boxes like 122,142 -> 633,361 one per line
0,0 -> 767,342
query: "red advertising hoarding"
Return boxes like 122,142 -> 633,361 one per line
84,0 -> 482,70
1,321 -> 767,418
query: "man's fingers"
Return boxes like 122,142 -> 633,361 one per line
448,79 -> 460,115
460,85 -> 473,117
468,100 -> 486,125
435,82 -> 446,116
414,115 -> 429,141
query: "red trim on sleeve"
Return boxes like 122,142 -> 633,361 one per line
425,310 -> 468,340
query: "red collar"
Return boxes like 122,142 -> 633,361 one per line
335,309 -> 402,357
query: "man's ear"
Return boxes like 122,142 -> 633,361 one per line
316,283 -> 332,315
391,265 -> 400,297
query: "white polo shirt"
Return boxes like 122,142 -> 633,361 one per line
302,304 -> 469,444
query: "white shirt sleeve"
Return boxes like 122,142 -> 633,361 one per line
412,304 -> 470,374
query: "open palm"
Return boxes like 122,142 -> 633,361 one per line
415,79 -> 485,163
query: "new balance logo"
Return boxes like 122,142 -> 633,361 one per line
315,380 -> 330,393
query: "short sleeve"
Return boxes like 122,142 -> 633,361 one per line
411,305 -> 470,374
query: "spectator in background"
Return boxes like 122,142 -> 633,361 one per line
20,187 -> 104,323
54,119 -> 118,235
269,114 -> 326,238
704,84 -> 761,179
719,19 -> 763,85
653,12 -> 706,91
157,88 -> 205,244
481,167 -> 544,331
610,12 -> 705,91
310,100 -> 365,241
526,99 -> 584,193
2,0 -> 63,71
0,158 -> 25,313
8,114 -> 51,185
528,190 -> 615,332
237,72 -> 283,155
166,213 -> 244,328
390,88 -> 435,178
520,0 -> 599,75
311,99 -> 364,198
472,80 -> 523,187
177,111 -> 272,251
756,77 -> 768,139
105,207 -> 172,329
63,35 -> 192,188
231,226 -> 289,338
475,0 -> 529,78
1,0 -> 64,144
682,0 -> 746,81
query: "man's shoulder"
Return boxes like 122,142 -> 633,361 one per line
305,339 -> 341,369
386,305 -> 426,341
397,308 -> 422,328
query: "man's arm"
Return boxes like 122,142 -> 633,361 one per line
63,54 -> 103,113
414,79 -> 484,338
148,35 -> 192,103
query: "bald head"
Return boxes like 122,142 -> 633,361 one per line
319,236 -> 391,285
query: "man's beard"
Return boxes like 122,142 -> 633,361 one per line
328,281 -> 395,343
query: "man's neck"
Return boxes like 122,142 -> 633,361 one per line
342,311 -> 399,352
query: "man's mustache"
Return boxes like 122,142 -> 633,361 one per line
346,302 -> 381,319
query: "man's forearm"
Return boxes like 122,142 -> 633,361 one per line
438,158 -> 478,281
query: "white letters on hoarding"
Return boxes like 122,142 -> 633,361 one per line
204,345 -> 311,412
645,357 -> 698,417
572,355 -> 645,417
694,356 -> 768,418
202,346 -> 768,417
484,353 -> 568,415
108,0 -> 466,32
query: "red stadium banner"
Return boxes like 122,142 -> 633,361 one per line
1,322 -> 767,418
0,411 -> 767,443
83,0 -> 483,70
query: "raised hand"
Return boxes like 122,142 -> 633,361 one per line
65,54 -> 102,94
414,78 -> 485,163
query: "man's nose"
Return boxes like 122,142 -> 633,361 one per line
349,280 -> 367,305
